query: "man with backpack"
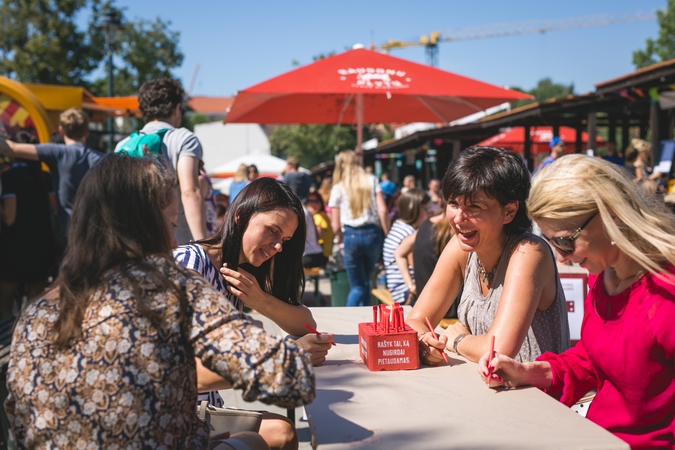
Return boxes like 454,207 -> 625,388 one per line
0,108 -> 103,239
116,78 -> 206,244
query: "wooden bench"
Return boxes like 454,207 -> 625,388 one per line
371,287 -> 394,306
370,288 -> 457,329
304,267 -> 322,307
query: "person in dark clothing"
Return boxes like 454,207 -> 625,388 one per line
0,108 -> 104,238
0,131 -> 58,319
283,157 -> 311,201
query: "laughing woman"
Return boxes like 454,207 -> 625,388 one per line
407,146 -> 570,364
174,178 -> 333,450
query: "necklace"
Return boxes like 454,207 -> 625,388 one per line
476,257 -> 499,287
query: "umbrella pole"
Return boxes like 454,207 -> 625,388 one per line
356,93 -> 364,166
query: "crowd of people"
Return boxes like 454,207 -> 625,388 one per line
1,77 -> 675,448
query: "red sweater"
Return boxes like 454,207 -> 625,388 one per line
538,266 -> 675,449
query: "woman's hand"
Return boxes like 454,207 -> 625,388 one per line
418,331 -> 448,366
295,333 -> 334,366
478,351 -> 526,388
441,321 -> 470,346
407,284 -> 417,297
220,264 -> 266,309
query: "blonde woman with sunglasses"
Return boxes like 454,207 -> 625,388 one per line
479,154 -> 675,449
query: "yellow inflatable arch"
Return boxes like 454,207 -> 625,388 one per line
0,75 -> 55,143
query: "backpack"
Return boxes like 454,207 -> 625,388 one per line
115,129 -> 170,158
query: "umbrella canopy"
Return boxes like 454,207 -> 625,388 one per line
209,153 -> 308,178
477,126 -> 603,155
225,48 -> 531,153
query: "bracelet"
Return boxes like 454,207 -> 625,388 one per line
453,333 -> 467,356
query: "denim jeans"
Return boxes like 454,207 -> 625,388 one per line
342,224 -> 383,307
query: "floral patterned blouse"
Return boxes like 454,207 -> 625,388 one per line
5,255 -> 315,449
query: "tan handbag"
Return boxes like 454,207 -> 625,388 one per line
197,401 -> 263,435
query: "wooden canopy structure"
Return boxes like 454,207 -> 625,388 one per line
365,59 -> 675,178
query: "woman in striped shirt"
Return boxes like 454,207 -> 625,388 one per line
382,189 -> 430,303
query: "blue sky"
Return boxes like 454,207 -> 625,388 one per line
95,0 -> 666,97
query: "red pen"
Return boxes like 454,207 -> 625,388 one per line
486,335 -> 495,385
424,317 -> 448,363
304,323 -> 336,346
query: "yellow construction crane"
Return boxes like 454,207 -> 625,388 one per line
381,11 -> 656,67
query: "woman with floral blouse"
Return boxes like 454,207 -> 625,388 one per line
4,155 -> 315,449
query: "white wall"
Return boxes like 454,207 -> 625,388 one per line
194,122 -> 271,173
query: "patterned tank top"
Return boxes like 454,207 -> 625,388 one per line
457,232 -> 570,362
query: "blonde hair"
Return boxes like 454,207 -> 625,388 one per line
317,177 -> 332,205
631,138 -> 651,154
528,154 -> 675,279
332,150 -> 373,218
59,108 -> 89,140
233,163 -> 248,183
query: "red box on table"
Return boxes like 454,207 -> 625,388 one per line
358,304 -> 419,371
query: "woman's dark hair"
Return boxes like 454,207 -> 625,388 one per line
306,192 -> 325,213
200,178 -> 307,305
55,155 -> 184,347
442,146 -> 531,235
397,188 -> 430,225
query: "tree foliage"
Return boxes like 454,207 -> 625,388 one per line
269,124 -> 390,168
510,78 -> 575,109
633,0 -> 675,69
0,0 -> 104,85
0,0 -> 183,96
269,125 -> 355,169
89,5 -> 183,96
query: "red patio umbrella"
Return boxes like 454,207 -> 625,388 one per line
477,126 -> 603,156
225,48 -> 531,157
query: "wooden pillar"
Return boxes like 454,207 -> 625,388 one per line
523,125 -> 533,172
587,110 -> 597,154
575,120 -> 583,153
608,117 -> 616,144
621,120 -> 630,152
452,139 -> 462,161
650,103 -> 660,164
552,124 -> 560,138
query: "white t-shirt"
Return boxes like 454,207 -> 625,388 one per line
328,174 -> 381,229
115,121 -> 203,244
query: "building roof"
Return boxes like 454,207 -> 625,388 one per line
595,58 -> 675,93
186,96 -> 234,115
367,91 -> 647,155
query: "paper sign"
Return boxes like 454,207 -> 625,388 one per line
559,274 -> 587,341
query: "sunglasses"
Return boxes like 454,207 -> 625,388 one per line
543,211 -> 598,255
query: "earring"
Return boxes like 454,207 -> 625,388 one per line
611,241 -> 616,246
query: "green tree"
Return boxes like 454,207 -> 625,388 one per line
89,7 -> 183,96
269,124 -> 389,168
182,112 -> 210,132
633,0 -> 675,69
510,78 -> 574,109
0,0 -> 105,85
0,0 -> 183,95
269,125 -> 356,168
